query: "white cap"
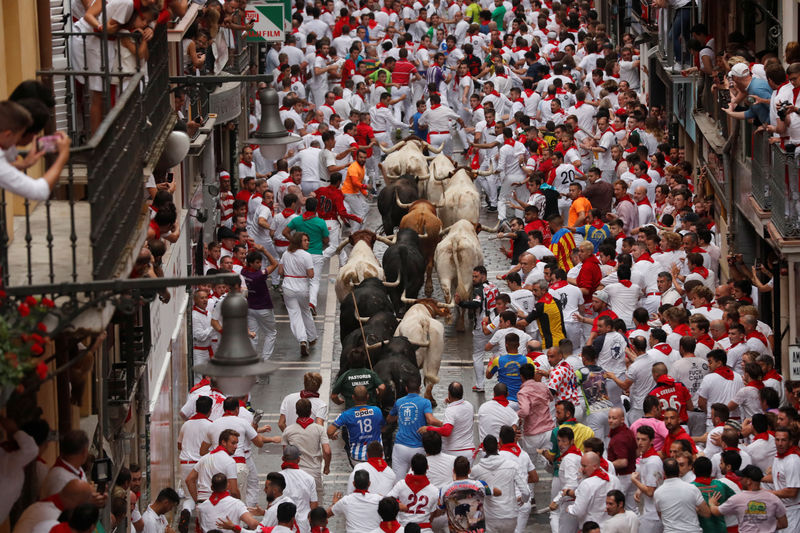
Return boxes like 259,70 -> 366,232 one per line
729,63 -> 750,78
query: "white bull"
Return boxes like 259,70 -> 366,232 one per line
395,296 -> 452,404
334,232 -> 398,301
379,137 -> 443,186
425,153 -> 456,203
434,219 -> 485,331
435,166 -> 494,228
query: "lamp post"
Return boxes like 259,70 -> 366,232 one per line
194,292 -> 275,396
246,86 -> 301,160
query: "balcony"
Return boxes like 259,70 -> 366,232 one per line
767,145 -> 800,241
1,24 -> 174,289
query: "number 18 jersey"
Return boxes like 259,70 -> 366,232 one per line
333,405 -> 385,461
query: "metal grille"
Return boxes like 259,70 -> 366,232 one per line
769,144 -> 800,238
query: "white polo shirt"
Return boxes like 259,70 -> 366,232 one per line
142,505 -> 169,533
347,461 -> 396,496
196,494 -> 248,533
206,414 -> 258,461
477,399 -> 519,442
330,491 -> 382,532
178,417 -> 213,463
193,449 -> 237,501
653,478 -> 704,533
637,454 -> 664,519
441,399 -> 476,454
744,436 -> 776,473
40,458 -> 87,498
772,453 -> 800,510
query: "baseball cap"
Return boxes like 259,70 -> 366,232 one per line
593,290 -> 610,304
735,464 -> 763,482
729,63 -> 750,78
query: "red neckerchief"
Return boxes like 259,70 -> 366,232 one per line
490,90 -> 501,97
558,444 -> 582,460
637,197 -> 651,207
619,280 -> 633,288
189,413 -> 209,421
692,266 -> 709,278
574,100 -> 585,108
673,324 -> 691,336
777,445 -> 800,459
296,417 -> 314,429
639,174 -> 652,183
754,432 -> 771,442
54,458 -> 83,477
590,468 -> 610,481
472,103 -> 483,111
431,104 -> 441,110
311,527 -> 330,533
696,333 -> 715,349
538,293 -> 554,304
376,103 -> 388,109
504,137 -> 515,146
765,369 -> 783,382
211,445 -> 229,455
405,474 -> 431,493
492,395 -> 509,407
636,252 -> 654,263
724,472 -> 742,488
193,305 -> 207,316
43,494 -> 65,511
713,365 -> 735,380
641,446 -> 659,459
50,523 -> 71,533
206,256 -> 219,268
190,377 -> 210,393
379,521 -> 402,533
367,457 -> 389,471
300,390 -> 319,398
747,380 -> 765,390
616,194 -> 634,206
209,491 -> 230,505
694,476 -> 713,486
241,160 -> 252,168
281,208 -> 296,218
550,280 -> 568,290
500,442 -> 522,456
282,177 -> 294,184
654,343 -> 672,356
281,461 -> 300,469
524,88 -> 535,97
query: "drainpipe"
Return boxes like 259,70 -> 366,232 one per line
36,0 -> 55,134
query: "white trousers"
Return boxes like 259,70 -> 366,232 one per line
283,287 -> 317,344
236,461 -> 249,503
192,348 -> 211,382
322,219 -> 347,264
521,430 -> 552,470
564,321 -> 584,348
344,194 -> 368,232
642,294 -> 661,315
486,517 -> 517,533
557,501 -> 577,533
245,456 -> 261,507
247,308 -> 276,360
550,477 -> 561,533
472,329 -> 489,389
428,132 -> 452,157
617,474 -> 637,512
515,500 -> 531,533
585,409 -> 609,443
639,517 -> 664,533
301,180 -> 322,197
179,463 -> 196,512
310,254 -> 325,307
391,443 -> 423,480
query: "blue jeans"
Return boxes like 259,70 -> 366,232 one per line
669,6 -> 693,65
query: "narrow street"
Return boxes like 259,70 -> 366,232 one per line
247,201 -> 553,531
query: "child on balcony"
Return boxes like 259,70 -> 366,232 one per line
118,9 -> 158,92
183,25 -> 211,75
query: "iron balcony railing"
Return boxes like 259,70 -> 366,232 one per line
224,28 -> 252,75
696,73 -> 731,139
0,24 -> 173,288
769,144 -> 800,239
751,131 -> 772,212
639,4 -> 697,72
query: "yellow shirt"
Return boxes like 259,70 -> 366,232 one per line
342,161 -> 366,195
568,196 -> 592,228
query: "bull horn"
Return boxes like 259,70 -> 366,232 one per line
424,141 -> 444,154
437,301 -> 456,308
417,233 -> 428,239
440,226 -> 452,236
400,290 -> 418,304
383,272 -> 401,287
357,315 -> 371,323
382,140 -> 406,154
334,239 -> 350,255
476,163 -> 495,176
395,191 -> 414,209
376,234 -> 396,246
364,341 -> 384,351
483,221 -> 502,233
424,155 -> 438,160
414,340 -> 430,347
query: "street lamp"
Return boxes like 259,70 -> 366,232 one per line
246,86 -> 301,160
194,292 -> 275,396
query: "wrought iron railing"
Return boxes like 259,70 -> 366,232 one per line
697,74 -> 731,139
751,131 -> 772,212
769,144 -> 800,239
0,24 -> 173,288
224,29 -> 252,74
644,5 -> 697,72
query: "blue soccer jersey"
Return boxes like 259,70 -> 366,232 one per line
333,405 -> 385,461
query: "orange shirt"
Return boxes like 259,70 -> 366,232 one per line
342,161 -> 367,195
568,196 -> 592,227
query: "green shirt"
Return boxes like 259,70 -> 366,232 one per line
331,368 -> 384,408
287,215 -> 329,255
693,479 -> 735,533
491,5 -> 506,31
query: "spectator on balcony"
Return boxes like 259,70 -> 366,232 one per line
723,63 -> 772,126
148,202 -> 181,244
183,25 -> 209,75
13,480 -> 94,533
218,172 -> 235,228
5,96 -> 51,172
201,2 -> 228,75
0,101 -> 71,201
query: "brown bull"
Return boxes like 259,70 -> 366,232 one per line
397,199 -> 442,297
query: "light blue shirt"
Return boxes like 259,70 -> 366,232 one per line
390,393 -> 432,448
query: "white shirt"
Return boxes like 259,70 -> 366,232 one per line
772,453 -> 800,509
0,148 -> 55,201
193,306 -> 215,348
602,510 -> 640,533
470,454 -> 529,520
142,505 -> 170,533
0,430 -> 39,522
280,392 -> 328,428
40,458 -> 87,498
604,281 -> 642,327
672,357 -> 709,405
206,414 -> 257,460
477,399 -> 519,442
696,370 -> 743,420
192,449 -> 238,501
280,467 -> 318,533
441,399 -> 476,453
711,447 -> 752,478
744,436 -> 776,473
180,384 -> 226,421
196,495 -> 248,533
347,461 -> 396,496
11,499 -> 62,533
637,454 -> 664,519
179,417 -> 213,463
388,478 -> 440,526
331,491 -> 382,533
568,474 -> 610,526
261,494 -> 295,528
488,327 -> 532,353
653,478 -> 705,533
280,250 -> 314,292
625,353 -> 658,410
549,283 -> 583,323
420,453 -> 457,489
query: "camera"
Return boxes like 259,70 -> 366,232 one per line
777,100 -> 792,121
